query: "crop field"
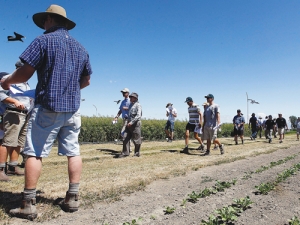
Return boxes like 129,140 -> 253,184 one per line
1,133 -> 300,224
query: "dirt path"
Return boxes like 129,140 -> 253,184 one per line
9,144 -> 300,225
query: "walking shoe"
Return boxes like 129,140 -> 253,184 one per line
219,144 -> 224,155
182,147 -> 189,154
9,194 -> 37,220
213,146 -> 219,150
279,140 -> 283,143
118,154 -> 129,158
58,191 -> 79,212
7,165 -> 24,176
250,136 -> 253,140
133,152 -> 140,157
196,144 -> 205,151
202,150 -> 210,156
269,138 -> 272,143
0,167 -> 10,182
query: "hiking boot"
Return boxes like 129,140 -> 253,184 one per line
279,140 -> 283,143
219,144 -> 224,154
9,194 -> 37,220
202,150 -> 210,156
7,165 -> 24,176
182,147 -> 189,154
118,154 -> 129,158
250,136 -> 253,140
269,138 -> 272,143
0,167 -> 10,182
133,152 -> 140,157
58,191 -> 79,212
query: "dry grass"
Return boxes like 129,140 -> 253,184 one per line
1,134 -> 299,222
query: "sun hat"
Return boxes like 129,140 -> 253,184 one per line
185,97 -> 193,103
204,94 -> 214,99
166,103 -> 173,108
121,88 -> 130,93
129,92 -> 138,100
33,4 -> 76,30
15,60 -> 24,68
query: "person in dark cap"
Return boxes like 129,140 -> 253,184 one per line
2,4 -> 92,219
249,113 -> 258,140
119,92 -> 142,157
233,109 -> 245,145
165,103 -> 177,142
183,97 -> 205,153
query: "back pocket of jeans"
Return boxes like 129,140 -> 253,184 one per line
37,108 -> 57,128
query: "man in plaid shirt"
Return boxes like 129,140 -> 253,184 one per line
2,5 -> 92,219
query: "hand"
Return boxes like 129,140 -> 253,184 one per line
14,100 -> 25,110
114,117 -> 118,121
1,78 -> 10,90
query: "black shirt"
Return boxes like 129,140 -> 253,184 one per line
249,116 -> 257,128
265,120 -> 275,130
276,118 -> 287,128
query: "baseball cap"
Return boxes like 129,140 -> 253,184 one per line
185,97 -> 193,103
237,109 -> 241,112
204,94 -> 214,99
121,88 -> 130,93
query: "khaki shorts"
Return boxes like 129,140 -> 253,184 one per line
278,128 -> 285,135
203,126 -> 217,141
3,110 -> 28,147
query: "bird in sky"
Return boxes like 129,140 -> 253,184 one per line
7,32 -> 25,42
114,100 -> 121,104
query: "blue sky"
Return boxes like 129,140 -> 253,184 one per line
1,0 -> 300,123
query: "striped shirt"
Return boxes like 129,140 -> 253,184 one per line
20,26 -> 92,112
188,104 -> 201,124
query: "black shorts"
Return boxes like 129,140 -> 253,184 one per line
234,128 -> 244,136
186,123 -> 196,132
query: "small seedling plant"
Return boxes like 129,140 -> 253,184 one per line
122,217 -> 142,225
255,182 -> 275,195
201,197 -> 254,225
164,206 -> 175,214
288,216 -> 300,225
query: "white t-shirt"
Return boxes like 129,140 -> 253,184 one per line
166,107 -> 177,122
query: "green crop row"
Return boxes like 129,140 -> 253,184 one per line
79,116 -> 252,142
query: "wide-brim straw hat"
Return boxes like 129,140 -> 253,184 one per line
33,4 -> 76,30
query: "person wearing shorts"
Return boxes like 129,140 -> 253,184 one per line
183,97 -> 204,153
233,109 -> 245,145
276,113 -> 288,143
2,5 -> 92,219
0,62 -> 31,180
165,103 -> 177,142
202,94 -> 224,156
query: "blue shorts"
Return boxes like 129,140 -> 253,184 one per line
23,105 -> 81,157
165,120 -> 174,132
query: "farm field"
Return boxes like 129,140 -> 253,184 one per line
1,135 -> 300,224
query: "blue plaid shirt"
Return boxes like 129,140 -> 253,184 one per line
20,26 -> 92,112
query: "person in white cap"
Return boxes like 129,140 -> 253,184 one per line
114,88 -> 130,140
165,103 -> 177,142
276,113 -> 288,143
2,4 -> 92,219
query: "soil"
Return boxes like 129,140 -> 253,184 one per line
9,145 -> 300,225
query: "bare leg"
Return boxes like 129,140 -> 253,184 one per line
8,146 -> 21,162
67,156 -> 82,183
25,157 -> 42,189
170,131 -> 174,140
0,145 -> 8,165
185,130 -> 189,146
194,133 -> 203,144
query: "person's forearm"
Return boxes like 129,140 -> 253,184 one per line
80,75 -> 90,89
2,97 -> 18,105
5,64 -> 35,85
